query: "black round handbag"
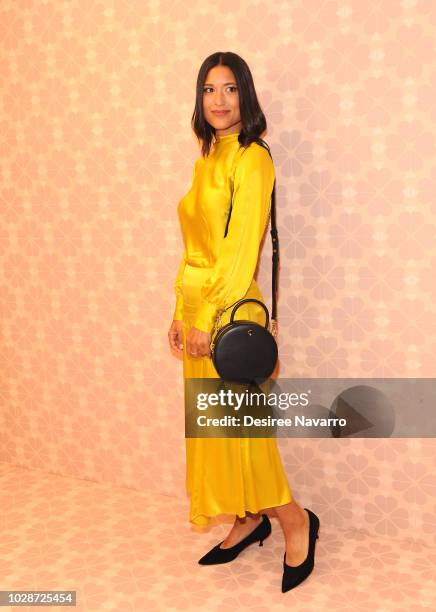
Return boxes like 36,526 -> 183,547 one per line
210,139 -> 280,384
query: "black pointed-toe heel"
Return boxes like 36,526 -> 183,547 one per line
281,508 -> 320,593
198,513 -> 271,565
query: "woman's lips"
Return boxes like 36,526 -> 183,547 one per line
212,111 -> 230,115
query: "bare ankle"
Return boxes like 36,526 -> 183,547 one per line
233,514 -> 261,529
274,502 -> 307,535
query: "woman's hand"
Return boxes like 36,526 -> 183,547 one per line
168,319 -> 184,355
186,326 -> 211,358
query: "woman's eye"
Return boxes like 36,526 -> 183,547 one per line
203,86 -> 238,93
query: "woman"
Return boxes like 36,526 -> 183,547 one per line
168,52 -> 320,592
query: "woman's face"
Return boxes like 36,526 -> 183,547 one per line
202,65 -> 242,138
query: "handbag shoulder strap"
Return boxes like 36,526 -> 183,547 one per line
224,138 -> 279,329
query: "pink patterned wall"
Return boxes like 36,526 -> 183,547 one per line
1,1 -> 435,541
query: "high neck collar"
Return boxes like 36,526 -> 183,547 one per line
215,131 -> 240,144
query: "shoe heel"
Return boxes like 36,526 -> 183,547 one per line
198,513 -> 272,565
258,524 -> 271,547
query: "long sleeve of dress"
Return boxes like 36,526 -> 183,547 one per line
173,248 -> 187,320
192,144 -> 275,334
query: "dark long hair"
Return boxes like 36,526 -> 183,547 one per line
192,52 -> 268,158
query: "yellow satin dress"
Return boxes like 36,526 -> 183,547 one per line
173,131 -> 293,526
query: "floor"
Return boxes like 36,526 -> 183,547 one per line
1,462 -> 435,611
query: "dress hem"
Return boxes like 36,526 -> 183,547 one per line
188,491 -> 294,527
